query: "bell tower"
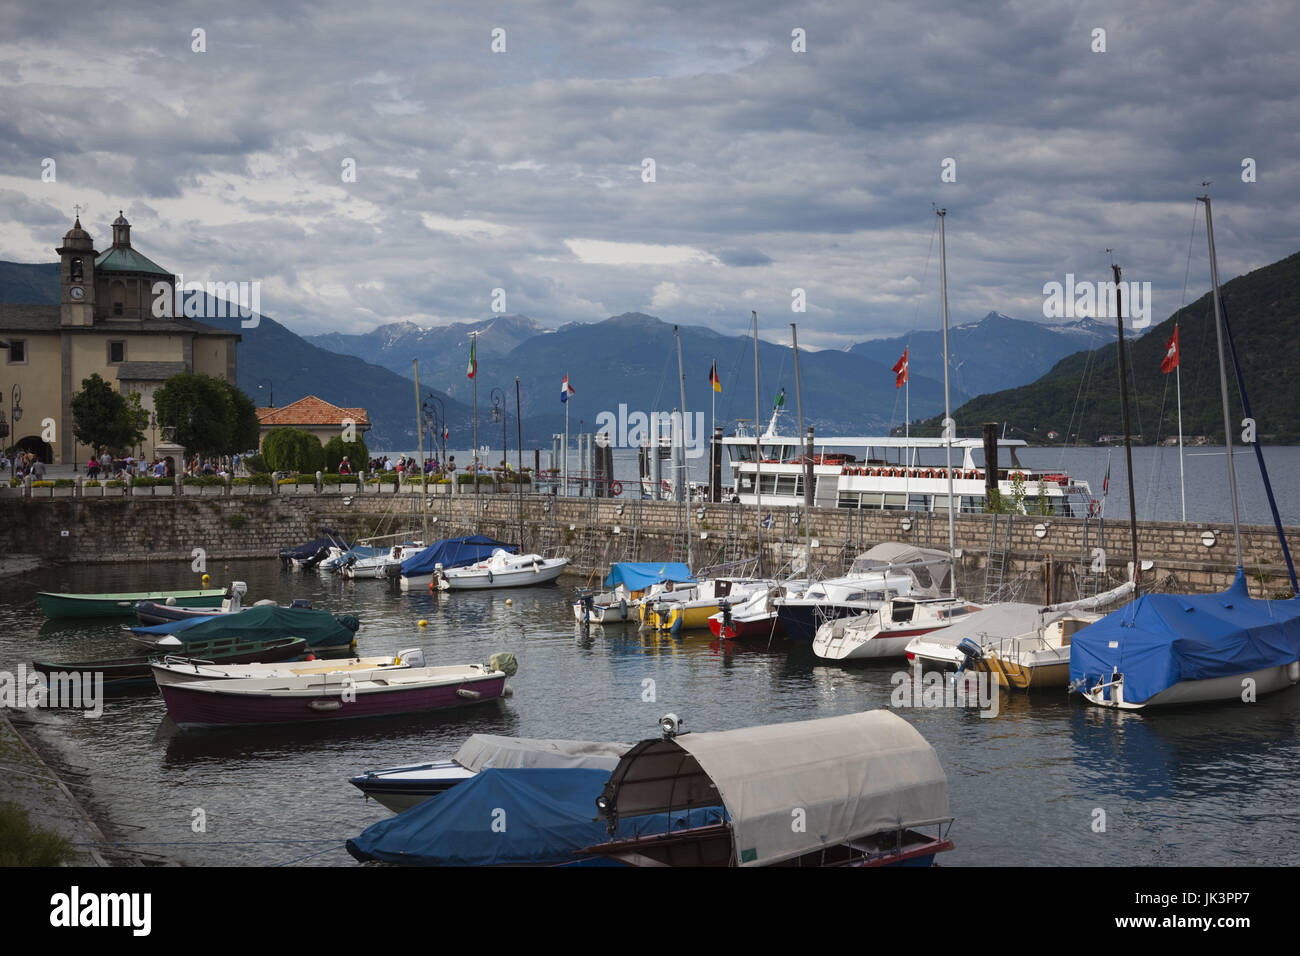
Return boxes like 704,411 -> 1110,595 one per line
57,212 -> 97,327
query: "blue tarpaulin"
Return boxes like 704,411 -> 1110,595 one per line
400,535 -> 517,577
346,768 -> 724,866
604,562 -> 695,591
1070,570 -> 1300,705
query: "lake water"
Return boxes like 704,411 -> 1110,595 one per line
406,444 -> 1300,526
3,558 -> 1299,867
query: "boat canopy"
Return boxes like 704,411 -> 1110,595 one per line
130,605 -> 361,648
1069,570 -> 1300,705
400,535 -> 516,577
453,735 -> 631,773
596,710 -> 950,867
604,562 -> 695,591
279,532 -> 349,559
345,768 -> 723,866
849,543 -> 953,595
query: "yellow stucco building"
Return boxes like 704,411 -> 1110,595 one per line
0,214 -> 239,464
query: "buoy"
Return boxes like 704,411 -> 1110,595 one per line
418,619 -> 428,627
505,598 -> 513,606
201,573 -> 210,582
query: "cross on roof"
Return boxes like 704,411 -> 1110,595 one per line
72,203 -> 83,218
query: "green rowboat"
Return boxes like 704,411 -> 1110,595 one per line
37,588 -> 228,620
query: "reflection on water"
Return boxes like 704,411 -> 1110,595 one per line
2,557 -> 1298,866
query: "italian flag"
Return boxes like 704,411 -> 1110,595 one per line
466,337 -> 477,379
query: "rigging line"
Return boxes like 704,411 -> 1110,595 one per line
1143,372 -> 1172,520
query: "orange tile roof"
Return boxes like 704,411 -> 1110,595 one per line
256,395 -> 371,428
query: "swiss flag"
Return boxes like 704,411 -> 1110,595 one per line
1161,326 -> 1180,374
892,348 -> 909,388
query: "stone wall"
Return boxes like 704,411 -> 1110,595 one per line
2,490 -> 1295,602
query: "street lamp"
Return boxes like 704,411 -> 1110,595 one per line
137,409 -> 148,460
490,387 -> 506,482
150,411 -> 157,457
257,378 -> 273,408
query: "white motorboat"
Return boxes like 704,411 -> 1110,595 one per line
641,577 -> 774,633
348,734 -> 631,813
151,648 -> 424,687
439,550 -> 569,590
813,596 -> 984,662
340,542 -> 427,580
573,562 -> 696,626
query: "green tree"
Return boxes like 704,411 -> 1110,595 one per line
262,427 -> 325,473
70,373 -> 144,455
323,435 -> 369,472
154,373 -> 259,458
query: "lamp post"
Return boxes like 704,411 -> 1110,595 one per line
150,411 -> 157,458
137,410 -> 148,460
422,394 -> 447,468
490,387 -> 506,483
257,378 -> 273,408
10,385 -> 21,459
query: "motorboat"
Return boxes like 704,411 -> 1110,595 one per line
707,582 -> 808,641
579,711 -> 954,867
813,595 -> 984,662
133,581 -> 273,625
151,648 -> 423,687
37,587 -> 228,620
339,542 -> 426,580
774,543 -> 944,642
346,767 -> 723,866
128,605 -> 361,654
349,734 -> 631,813
438,550 -> 569,590
279,530 -> 351,570
641,577 -> 774,634
398,535 -> 518,590
573,562 -> 695,626
159,653 -> 517,729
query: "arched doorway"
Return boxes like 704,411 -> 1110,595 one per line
12,436 -> 53,464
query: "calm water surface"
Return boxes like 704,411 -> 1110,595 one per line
3,558 -> 1299,867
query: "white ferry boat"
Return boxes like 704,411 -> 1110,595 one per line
721,410 -> 1095,517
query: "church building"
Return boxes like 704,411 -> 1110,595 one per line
0,213 -> 240,464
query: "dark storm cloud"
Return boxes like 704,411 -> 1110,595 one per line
0,0 -> 1295,344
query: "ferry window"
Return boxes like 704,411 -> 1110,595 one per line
932,494 -> 952,513
907,493 -> 929,511
960,496 -> 984,513
883,493 -> 907,510
759,475 -> 778,495
739,476 -> 753,490
730,445 -> 754,463
838,492 -> 860,509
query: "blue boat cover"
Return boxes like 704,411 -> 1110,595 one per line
399,535 -> 516,577
346,768 -> 724,866
1070,570 -> 1300,705
280,534 -> 349,559
130,605 -> 360,648
605,562 -> 695,591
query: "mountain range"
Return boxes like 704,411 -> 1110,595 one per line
916,250 -> 1300,444
0,257 -> 1177,450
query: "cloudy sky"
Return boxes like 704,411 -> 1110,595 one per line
1,0 -> 1297,349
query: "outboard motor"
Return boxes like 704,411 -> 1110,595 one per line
578,590 -> 596,624
955,637 -> 985,675
719,601 -> 733,640
394,647 -> 425,668
302,546 -> 331,571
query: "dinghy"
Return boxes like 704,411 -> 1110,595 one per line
151,648 -> 424,687
38,588 -> 227,620
31,638 -> 308,692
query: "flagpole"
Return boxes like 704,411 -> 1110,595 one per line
1175,329 -> 1186,522
710,359 -> 716,504
563,394 -> 569,498
471,331 -> 479,501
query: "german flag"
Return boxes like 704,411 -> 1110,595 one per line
709,361 -> 722,393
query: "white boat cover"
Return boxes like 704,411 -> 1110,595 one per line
603,710 -> 949,866
453,735 -> 631,773
908,586 -> 1133,651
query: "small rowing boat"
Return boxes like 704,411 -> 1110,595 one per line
31,637 -> 309,692
38,588 -> 227,620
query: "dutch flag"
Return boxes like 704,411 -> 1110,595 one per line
561,374 -> 575,403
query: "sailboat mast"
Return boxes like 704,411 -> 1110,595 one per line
1111,263 -> 1141,585
937,209 -> 956,599
791,323 -> 811,576
674,325 -> 693,569
1199,195 -> 1244,568
413,358 -> 427,541
752,310 -> 765,577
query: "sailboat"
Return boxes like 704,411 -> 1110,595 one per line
1072,196 -> 1300,709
